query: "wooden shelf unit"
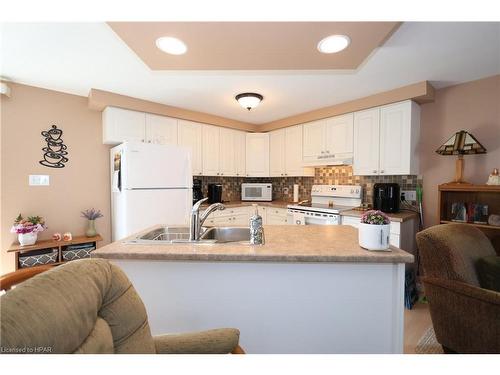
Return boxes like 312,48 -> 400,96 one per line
8,234 -> 102,270
438,184 -> 500,241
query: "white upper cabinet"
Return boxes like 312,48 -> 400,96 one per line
353,108 -> 381,176
284,125 -> 314,176
219,128 -> 237,177
379,101 -> 420,175
102,107 -> 146,145
245,133 -> 270,177
145,113 -> 178,145
234,130 -> 246,177
202,124 -> 220,176
178,120 -> 203,176
302,114 -> 353,166
303,120 -> 326,164
270,129 -> 286,177
325,113 -> 354,156
353,100 -> 420,176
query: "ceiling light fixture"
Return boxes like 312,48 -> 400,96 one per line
155,36 -> 187,55
235,93 -> 263,111
317,34 -> 351,54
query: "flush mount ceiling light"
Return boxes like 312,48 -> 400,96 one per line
155,36 -> 187,55
235,93 -> 263,111
317,34 -> 351,54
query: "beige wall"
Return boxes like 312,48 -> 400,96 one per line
1,83 -> 111,274
420,75 -> 500,227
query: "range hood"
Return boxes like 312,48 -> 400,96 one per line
302,152 -> 353,167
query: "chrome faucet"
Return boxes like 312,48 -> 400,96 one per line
190,198 -> 225,241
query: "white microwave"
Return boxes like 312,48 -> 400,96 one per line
241,183 -> 273,201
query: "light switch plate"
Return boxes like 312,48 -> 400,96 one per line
29,175 -> 50,186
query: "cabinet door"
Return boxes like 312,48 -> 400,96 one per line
269,129 -> 286,177
302,120 -> 326,163
202,125 -> 220,176
341,215 -> 360,228
245,133 -> 270,177
285,125 -> 314,177
219,128 -> 237,177
102,107 -> 146,145
234,130 -> 246,177
145,113 -> 178,145
326,113 -> 353,155
266,208 -> 288,225
379,101 -> 411,175
178,120 -> 203,176
353,108 -> 380,176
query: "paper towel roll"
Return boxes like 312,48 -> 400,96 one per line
293,184 -> 299,202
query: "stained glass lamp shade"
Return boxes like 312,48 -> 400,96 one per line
435,130 -> 487,184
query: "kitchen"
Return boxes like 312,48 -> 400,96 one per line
1,18 -> 499,360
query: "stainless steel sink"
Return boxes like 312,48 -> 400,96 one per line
133,226 -> 192,243
200,227 -> 250,243
128,226 -> 250,244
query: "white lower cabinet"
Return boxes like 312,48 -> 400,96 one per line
266,208 -> 288,225
204,205 -> 288,227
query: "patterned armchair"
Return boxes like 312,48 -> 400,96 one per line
416,224 -> 500,353
0,259 -> 243,354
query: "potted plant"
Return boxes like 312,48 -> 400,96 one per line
358,210 -> 391,251
11,214 -> 46,246
81,208 -> 103,237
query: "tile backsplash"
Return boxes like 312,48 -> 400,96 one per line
195,166 -> 422,206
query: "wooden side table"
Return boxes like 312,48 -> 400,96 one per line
7,235 -> 102,270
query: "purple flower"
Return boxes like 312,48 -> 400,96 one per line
360,210 -> 390,225
81,208 -> 104,220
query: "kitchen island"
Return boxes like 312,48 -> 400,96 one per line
92,225 -> 413,354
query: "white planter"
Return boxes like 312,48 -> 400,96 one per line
358,223 -> 390,251
18,232 -> 38,246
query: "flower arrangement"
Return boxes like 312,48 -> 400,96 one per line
10,214 -> 46,234
360,210 -> 390,225
81,208 -> 104,220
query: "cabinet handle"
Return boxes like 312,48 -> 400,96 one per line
221,173 -> 224,176
321,151 -> 325,154
141,139 -> 145,142
326,150 -> 330,154
217,173 -> 220,175
148,140 -> 151,143
380,170 -> 384,174
285,173 -> 288,176
373,170 -> 377,173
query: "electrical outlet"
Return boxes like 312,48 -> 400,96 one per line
401,190 -> 417,201
283,187 -> 289,195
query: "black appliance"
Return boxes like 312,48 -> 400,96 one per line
207,183 -> 223,204
373,183 -> 400,213
193,179 -> 203,204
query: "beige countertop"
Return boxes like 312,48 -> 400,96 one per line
201,200 -> 291,209
340,209 -> 419,223
92,225 -> 413,264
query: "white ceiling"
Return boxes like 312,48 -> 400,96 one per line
1,22 -> 499,124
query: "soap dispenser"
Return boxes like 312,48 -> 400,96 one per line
249,204 -> 265,245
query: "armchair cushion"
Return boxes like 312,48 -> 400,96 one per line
476,255 -> 500,292
154,328 -> 240,354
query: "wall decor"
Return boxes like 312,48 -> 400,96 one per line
39,125 -> 68,168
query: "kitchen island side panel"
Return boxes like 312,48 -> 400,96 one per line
113,260 -> 405,354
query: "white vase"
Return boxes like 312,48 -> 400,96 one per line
358,223 -> 390,251
18,232 -> 38,246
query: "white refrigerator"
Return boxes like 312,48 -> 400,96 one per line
110,142 -> 192,241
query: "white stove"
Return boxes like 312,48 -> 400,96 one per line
287,185 -> 362,225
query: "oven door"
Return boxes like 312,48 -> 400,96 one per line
287,209 -> 340,225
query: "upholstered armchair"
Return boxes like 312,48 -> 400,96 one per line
416,224 -> 500,354
0,259 -> 243,354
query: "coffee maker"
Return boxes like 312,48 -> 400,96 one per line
373,183 -> 400,213
193,179 -> 203,204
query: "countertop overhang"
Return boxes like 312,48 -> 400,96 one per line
92,225 -> 414,264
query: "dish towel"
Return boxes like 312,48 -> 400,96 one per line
292,212 -> 306,225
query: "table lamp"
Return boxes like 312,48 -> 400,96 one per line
435,130 -> 486,185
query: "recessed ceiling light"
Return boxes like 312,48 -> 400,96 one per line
317,35 -> 350,54
155,36 -> 187,55
235,93 -> 263,111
